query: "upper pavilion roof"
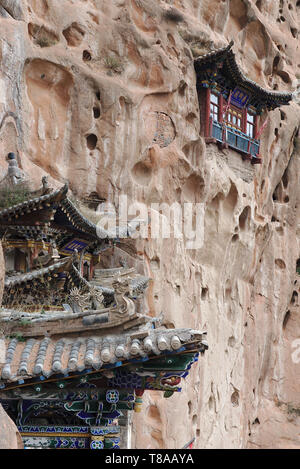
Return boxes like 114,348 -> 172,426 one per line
0,182 -> 137,241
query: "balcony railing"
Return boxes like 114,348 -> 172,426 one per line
209,120 -> 261,161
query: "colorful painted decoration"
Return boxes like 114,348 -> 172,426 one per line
106,389 -> 119,404
62,239 -> 89,254
90,439 -> 104,449
104,437 -> 120,449
134,396 -> 143,413
230,87 -> 250,108
22,436 -> 90,449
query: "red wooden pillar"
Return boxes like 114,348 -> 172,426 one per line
254,115 -> 259,139
14,248 -> 26,273
254,114 -> 260,158
219,95 -> 224,123
219,94 -> 225,144
242,107 -> 247,134
205,88 -> 211,137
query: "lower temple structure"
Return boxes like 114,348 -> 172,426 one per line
0,322 -> 207,449
0,155 -> 208,449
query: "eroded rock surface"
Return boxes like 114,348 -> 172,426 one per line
0,0 -> 299,449
0,403 -> 23,449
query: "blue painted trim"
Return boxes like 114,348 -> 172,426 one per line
165,346 -> 186,355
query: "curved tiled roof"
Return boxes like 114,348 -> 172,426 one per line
194,41 -> 293,109
0,328 -> 208,385
0,184 -> 68,221
0,182 -> 142,243
4,257 -> 71,288
59,197 -> 98,238
194,41 -> 233,65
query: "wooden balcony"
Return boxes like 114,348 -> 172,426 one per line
207,120 -> 262,164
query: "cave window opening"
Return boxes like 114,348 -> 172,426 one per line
201,287 -> 208,300
83,50 -> 92,61
86,134 -> 98,150
256,0 -> 262,10
291,291 -> 298,304
93,106 -> 100,119
283,310 -> 291,329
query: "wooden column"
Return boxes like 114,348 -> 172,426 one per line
205,88 -> 211,137
14,249 -> 26,273
242,107 -> 247,134
254,115 -> 259,139
219,94 -> 224,123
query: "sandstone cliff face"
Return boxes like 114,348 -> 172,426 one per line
0,0 -> 299,449
0,402 -> 23,449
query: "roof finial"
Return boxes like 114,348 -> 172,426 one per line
41,175 -> 52,195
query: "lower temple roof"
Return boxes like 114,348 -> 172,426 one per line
3,259 -> 148,306
0,327 -> 208,388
